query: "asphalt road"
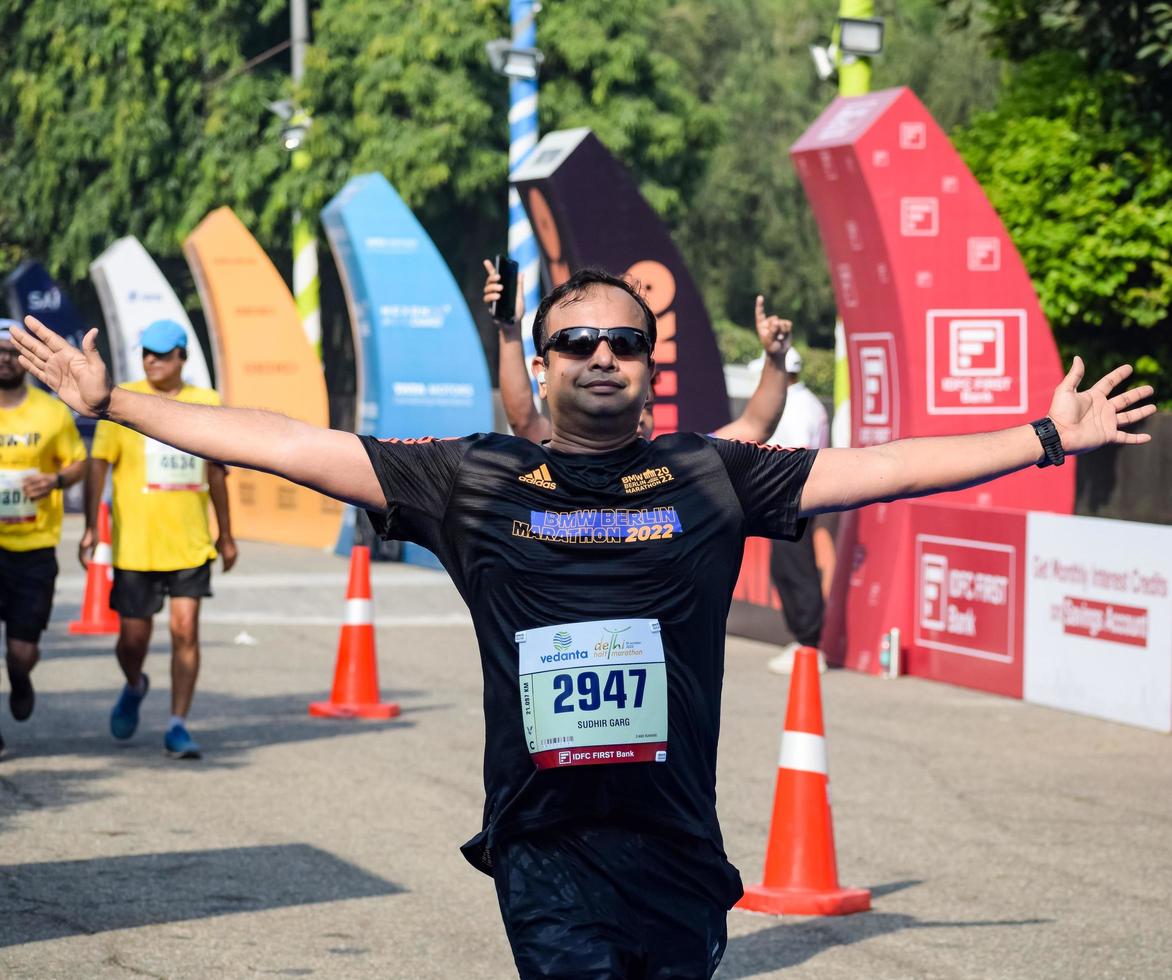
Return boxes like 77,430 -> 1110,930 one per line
1,517 -> 1168,979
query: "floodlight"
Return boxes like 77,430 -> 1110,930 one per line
282,123 -> 307,151
809,43 -> 837,81
485,39 -> 545,80
838,16 -> 884,57
266,101 -> 310,151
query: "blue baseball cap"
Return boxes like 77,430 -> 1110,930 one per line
139,319 -> 188,354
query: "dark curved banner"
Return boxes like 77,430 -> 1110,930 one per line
320,172 -> 494,563
5,260 -> 95,436
510,128 -> 729,436
5,260 -> 88,349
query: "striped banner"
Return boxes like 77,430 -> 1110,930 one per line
292,112 -> 322,358
509,0 -> 541,383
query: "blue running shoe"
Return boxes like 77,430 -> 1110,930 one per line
110,674 -> 149,740
164,723 -> 202,760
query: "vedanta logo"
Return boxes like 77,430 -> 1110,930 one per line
519,464 -> 557,490
539,650 -> 589,663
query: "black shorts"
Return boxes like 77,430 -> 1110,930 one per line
0,546 -> 58,643
493,824 -> 740,980
111,561 -> 213,619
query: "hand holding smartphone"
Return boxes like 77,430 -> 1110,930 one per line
491,255 -> 519,324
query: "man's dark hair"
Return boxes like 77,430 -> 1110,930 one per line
532,267 -> 657,361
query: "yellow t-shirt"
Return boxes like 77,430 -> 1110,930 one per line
92,380 -> 221,572
0,386 -> 87,552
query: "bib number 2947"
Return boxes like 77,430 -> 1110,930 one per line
516,619 -> 668,769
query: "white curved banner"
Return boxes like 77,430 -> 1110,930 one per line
90,236 -> 213,388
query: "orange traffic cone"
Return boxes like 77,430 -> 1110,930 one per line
309,546 -> 399,719
737,646 -> 871,916
70,501 -> 120,635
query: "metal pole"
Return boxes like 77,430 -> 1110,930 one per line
829,0 -> 873,445
291,0 -> 321,357
509,0 -> 541,376
836,0 -> 874,98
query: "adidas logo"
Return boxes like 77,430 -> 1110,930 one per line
519,464 -> 557,490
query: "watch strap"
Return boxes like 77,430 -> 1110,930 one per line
1030,417 -> 1065,468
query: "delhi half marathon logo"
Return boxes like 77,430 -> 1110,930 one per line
593,626 -> 641,659
553,631 -> 573,652
519,464 -> 557,490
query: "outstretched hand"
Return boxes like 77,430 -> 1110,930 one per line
1049,357 -> 1156,455
482,258 -> 525,326
754,295 -> 792,363
12,318 -> 112,419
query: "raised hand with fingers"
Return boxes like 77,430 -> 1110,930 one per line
13,318 -> 113,418
1047,357 -> 1156,456
755,295 -> 792,364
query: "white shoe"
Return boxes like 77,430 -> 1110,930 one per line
767,643 -> 827,675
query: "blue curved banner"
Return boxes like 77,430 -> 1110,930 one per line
5,260 -> 95,436
321,172 -> 493,564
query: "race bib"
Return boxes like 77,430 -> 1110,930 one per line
144,438 -> 206,492
516,618 -> 668,769
0,469 -> 38,526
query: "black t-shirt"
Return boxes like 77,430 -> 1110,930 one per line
362,431 -> 815,876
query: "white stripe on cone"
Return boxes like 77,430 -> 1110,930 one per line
94,543 -> 113,565
344,598 -> 374,625
778,729 -> 828,775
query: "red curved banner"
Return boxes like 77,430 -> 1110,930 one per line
731,88 -> 1074,695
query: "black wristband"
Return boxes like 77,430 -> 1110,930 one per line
55,472 -> 65,490
1030,417 -> 1065,468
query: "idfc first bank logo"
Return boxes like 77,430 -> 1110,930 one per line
915,535 -> 1017,663
926,309 -> 1028,415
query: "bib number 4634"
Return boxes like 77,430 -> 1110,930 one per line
552,668 -> 646,713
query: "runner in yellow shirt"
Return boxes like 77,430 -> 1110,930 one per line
0,320 -> 87,758
82,320 -> 237,760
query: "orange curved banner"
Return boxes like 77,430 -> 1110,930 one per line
183,207 -> 343,549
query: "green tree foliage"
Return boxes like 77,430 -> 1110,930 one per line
1,0 -> 1003,375
675,0 -> 1002,360
949,2 -> 1172,405
0,0 -> 288,281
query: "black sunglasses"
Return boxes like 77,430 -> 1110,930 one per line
542,327 -> 653,358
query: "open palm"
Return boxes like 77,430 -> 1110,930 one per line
12,318 -> 113,418
1049,357 -> 1155,455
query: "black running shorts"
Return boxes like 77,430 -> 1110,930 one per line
493,824 -> 742,980
0,546 -> 58,643
111,561 -> 213,619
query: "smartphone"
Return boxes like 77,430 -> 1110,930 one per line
492,255 -> 519,324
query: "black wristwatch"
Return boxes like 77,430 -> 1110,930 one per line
1030,417 -> 1065,468
54,472 -> 65,490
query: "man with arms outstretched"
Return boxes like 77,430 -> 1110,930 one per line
13,271 -> 1154,979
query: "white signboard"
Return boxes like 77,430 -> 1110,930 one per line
90,236 -> 213,389
1024,513 -> 1172,732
